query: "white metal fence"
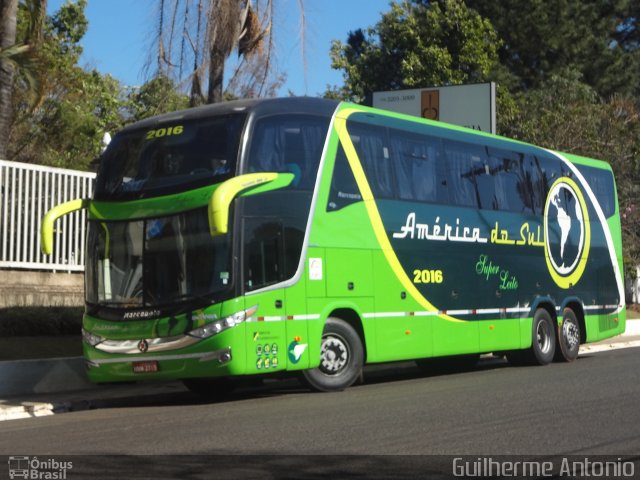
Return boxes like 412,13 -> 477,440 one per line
0,159 -> 95,272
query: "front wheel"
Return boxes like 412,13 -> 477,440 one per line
555,307 -> 581,362
302,317 -> 364,392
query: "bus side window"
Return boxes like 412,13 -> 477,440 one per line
526,154 -> 562,214
486,148 -> 534,213
389,128 -> 441,203
576,165 -> 615,217
246,115 -> 329,191
243,217 -> 284,292
327,144 -> 362,211
443,140 -> 486,208
349,122 -> 396,199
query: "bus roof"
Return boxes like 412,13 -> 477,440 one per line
121,96 -> 612,171
121,97 -> 340,133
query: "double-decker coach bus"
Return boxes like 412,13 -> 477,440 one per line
42,97 -> 625,393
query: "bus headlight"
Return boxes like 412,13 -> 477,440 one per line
188,305 -> 258,339
82,328 -> 105,347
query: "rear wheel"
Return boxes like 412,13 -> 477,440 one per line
528,308 -> 556,365
302,317 -> 364,392
507,308 -> 557,366
555,307 -> 581,362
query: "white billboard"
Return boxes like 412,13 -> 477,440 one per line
372,82 -> 496,134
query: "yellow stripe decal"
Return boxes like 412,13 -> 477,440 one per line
335,108 -> 463,323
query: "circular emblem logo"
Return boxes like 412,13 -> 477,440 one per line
137,339 -> 149,353
543,177 -> 590,289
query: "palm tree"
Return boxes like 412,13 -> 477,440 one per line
0,0 -> 46,159
0,0 -> 19,159
154,0 -> 304,105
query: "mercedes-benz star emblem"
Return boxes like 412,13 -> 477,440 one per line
137,339 -> 149,353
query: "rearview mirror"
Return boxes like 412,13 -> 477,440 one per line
41,199 -> 90,255
208,172 -> 294,237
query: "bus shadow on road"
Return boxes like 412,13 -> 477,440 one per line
359,354 -> 510,387
86,356 -> 515,411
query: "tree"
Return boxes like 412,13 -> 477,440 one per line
0,0 -> 46,158
153,0 -> 306,105
505,71 -> 640,273
465,0 -> 640,97
126,74 -> 189,122
9,0 -> 126,169
329,0 -> 500,103
0,0 -> 18,159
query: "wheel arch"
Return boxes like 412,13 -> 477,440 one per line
328,307 -> 368,363
561,298 -> 587,344
531,297 -> 558,323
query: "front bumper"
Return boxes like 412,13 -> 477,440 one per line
83,329 -> 246,383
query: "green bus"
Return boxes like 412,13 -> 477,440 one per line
42,97 -> 626,393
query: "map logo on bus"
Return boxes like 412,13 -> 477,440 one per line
544,177 -> 591,289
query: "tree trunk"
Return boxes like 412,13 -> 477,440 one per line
207,47 -> 225,103
0,0 -> 18,159
205,0 -> 242,104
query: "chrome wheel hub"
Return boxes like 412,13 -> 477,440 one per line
537,321 -> 552,354
563,320 -> 580,349
319,334 -> 349,375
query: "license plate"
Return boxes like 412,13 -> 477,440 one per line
132,361 -> 159,373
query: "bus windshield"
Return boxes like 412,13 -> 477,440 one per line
85,207 -> 232,308
94,114 -> 246,200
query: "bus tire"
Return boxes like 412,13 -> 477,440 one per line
183,377 -> 235,398
555,307 -> 581,362
302,317 -> 364,392
526,308 -> 556,365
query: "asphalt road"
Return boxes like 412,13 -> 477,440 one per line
1,349 -> 639,479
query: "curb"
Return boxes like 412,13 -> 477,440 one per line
0,401 -> 65,422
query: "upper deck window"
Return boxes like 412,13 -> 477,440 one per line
245,114 -> 330,191
94,114 -> 246,200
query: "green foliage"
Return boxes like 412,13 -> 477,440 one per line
465,0 -> 640,97
504,72 -> 640,271
9,0 -> 125,169
49,0 -> 87,58
126,74 -> 190,122
329,0 -> 500,102
8,1 -> 197,168
328,0 -> 640,274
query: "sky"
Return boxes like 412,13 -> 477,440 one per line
46,0 -> 393,96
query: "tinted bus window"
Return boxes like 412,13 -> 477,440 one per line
246,114 -> 330,191
524,154 -> 563,214
327,144 -> 362,211
347,121 -> 396,199
388,128 -> 442,203
577,165 -> 616,217
443,140 -> 488,208
95,115 -> 245,200
486,148 -> 534,213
